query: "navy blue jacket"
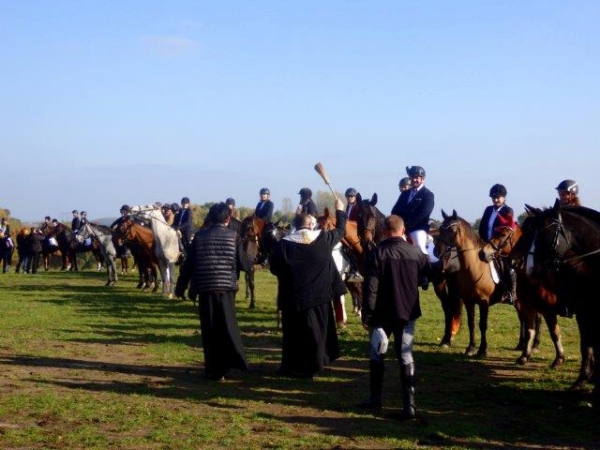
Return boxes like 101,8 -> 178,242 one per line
391,186 -> 434,233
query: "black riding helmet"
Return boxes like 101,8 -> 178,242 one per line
556,179 -> 578,195
171,203 -> 180,212
120,204 -> 131,212
406,166 -> 426,177
345,188 -> 357,197
298,187 -> 312,199
226,198 -> 236,206
489,183 -> 507,198
399,177 -> 411,189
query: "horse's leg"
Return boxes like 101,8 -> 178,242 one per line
247,269 -> 256,309
464,301 -> 478,357
572,313 -> 594,390
532,312 -> 543,351
542,312 -> 564,369
434,276 -> 456,348
477,301 -> 489,359
446,273 -> 462,342
516,307 -> 538,365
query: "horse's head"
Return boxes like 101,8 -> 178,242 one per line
240,216 -> 258,242
316,208 -> 335,231
479,215 -> 522,263
434,209 -> 462,259
356,193 -> 384,249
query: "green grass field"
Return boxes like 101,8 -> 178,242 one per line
0,268 -> 598,449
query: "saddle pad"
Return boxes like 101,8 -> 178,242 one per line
489,261 -> 500,284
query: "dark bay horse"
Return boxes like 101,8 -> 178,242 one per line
41,227 -> 61,271
429,228 -> 463,348
355,193 -> 386,251
54,222 -> 103,272
240,215 -> 264,309
434,210 -> 505,358
76,223 -> 118,286
479,215 -> 566,370
357,194 -> 463,347
511,201 -> 600,393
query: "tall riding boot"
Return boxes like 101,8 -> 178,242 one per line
400,362 -> 416,420
503,267 -> 517,305
359,360 -> 384,409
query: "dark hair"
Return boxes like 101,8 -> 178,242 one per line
212,203 -> 230,224
181,197 -> 190,204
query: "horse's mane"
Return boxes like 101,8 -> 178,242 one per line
90,223 -> 111,233
444,214 -> 484,246
560,205 -> 600,226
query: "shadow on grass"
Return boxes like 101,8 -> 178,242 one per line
1,350 -> 598,449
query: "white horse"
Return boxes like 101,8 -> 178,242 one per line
130,204 -> 182,298
76,222 -> 119,286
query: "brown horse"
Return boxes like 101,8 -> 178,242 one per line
479,216 -> 566,370
317,208 -> 363,319
117,218 -> 159,292
434,210 -> 505,358
240,215 -> 264,309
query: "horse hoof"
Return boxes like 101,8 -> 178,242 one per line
551,358 -> 565,369
439,340 -> 451,348
516,356 -> 528,365
465,347 -> 477,357
249,303 -> 256,310
570,380 -> 588,391
476,350 -> 487,359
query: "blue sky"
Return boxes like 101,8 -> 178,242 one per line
2,1 -> 599,223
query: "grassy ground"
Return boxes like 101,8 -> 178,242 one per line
0,267 -> 598,449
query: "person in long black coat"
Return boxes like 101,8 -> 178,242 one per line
175,202 -> 251,381
270,198 -> 347,378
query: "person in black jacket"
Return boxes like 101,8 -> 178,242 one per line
175,202 -> 251,381
478,183 -> 515,304
255,188 -> 274,223
25,227 -> 45,274
360,214 -> 430,420
70,210 -> 81,232
391,166 -> 434,255
296,187 -> 318,217
173,197 -> 194,253
270,198 -> 346,379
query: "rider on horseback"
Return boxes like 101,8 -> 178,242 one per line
344,187 -> 363,284
478,183 -> 516,305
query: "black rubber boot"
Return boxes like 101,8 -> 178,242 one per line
359,360 -> 384,409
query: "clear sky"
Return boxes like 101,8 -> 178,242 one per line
2,1 -> 599,223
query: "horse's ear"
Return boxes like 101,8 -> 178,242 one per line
370,193 -> 378,206
552,198 -> 561,210
452,210 -> 458,220
524,204 -> 542,215
441,209 -> 448,220
356,192 -> 362,203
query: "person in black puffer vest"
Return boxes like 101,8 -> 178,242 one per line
175,202 -> 251,381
